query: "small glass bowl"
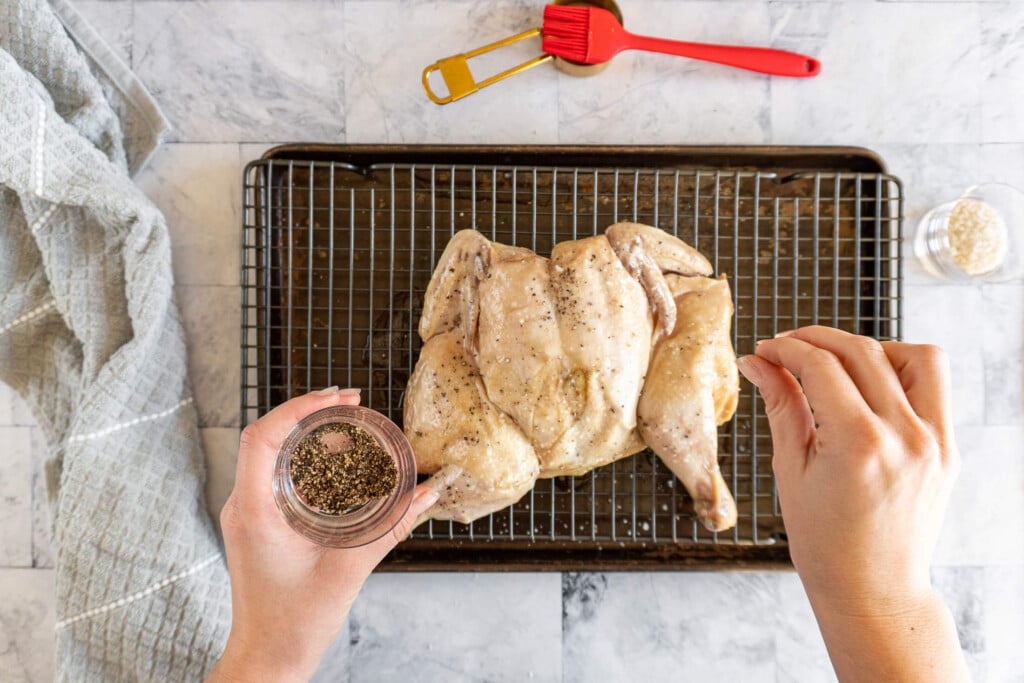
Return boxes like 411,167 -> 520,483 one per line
272,405 -> 416,548
913,183 -> 1024,282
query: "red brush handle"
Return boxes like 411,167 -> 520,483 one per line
626,33 -> 820,77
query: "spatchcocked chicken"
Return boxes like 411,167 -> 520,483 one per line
404,223 -> 739,532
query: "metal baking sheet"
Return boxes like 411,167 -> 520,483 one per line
241,145 -> 903,570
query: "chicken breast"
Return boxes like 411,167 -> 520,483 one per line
475,243 -> 577,455
538,234 -> 652,476
418,229 -> 491,355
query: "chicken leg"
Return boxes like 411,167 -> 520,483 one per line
636,274 -> 739,532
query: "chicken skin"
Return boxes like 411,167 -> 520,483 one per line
405,223 -> 740,530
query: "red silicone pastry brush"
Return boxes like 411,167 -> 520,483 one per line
541,5 -> 821,77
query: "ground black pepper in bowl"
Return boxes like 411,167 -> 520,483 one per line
289,423 -> 398,514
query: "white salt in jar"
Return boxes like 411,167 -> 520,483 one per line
914,183 -> 1023,282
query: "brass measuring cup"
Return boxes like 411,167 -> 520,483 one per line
422,0 -> 623,105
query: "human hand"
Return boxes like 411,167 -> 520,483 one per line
736,328 -> 959,618
207,388 -> 438,683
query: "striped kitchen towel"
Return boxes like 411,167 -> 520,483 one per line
0,0 -> 231,679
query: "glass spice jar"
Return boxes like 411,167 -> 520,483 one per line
272,405 -> 416,548
914,182 -> 1024,282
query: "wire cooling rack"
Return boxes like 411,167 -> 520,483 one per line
242,146 -> 903,569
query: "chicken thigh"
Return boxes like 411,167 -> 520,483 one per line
404,330 -> 540,523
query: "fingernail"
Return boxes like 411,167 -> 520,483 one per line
736,355 -> 762,384
775,329 -> 796,338
313,386 -> 339,396
337,387 -> 361,397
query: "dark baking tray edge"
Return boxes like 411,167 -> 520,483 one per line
382,542 -> 793,572
258,143 -> 887,175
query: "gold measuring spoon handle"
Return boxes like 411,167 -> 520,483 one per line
422,29 -> 553,105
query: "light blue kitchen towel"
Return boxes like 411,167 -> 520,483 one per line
0,0 -> 231,679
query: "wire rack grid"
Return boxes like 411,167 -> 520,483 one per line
242,153 -> 903,567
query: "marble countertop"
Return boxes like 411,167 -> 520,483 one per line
2,1 -> 1023,681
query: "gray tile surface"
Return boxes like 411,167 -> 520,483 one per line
137,144 -> 242,287
0,384 -> 36,426
200,427 -> 239,537
903,283 -> 988,426
0,426 -> 32,567
770,2 -> 982,144
563,572 -> 776,682
0,569 -> 55,683
176,285 -> 241,428
349,572 -> 562,683
983,564 -> 1024,683
933,566 -> 987,681
979,2 -> 1024,142
982,284 -> 1024,425
933,425 -> 1024,567
774,573 -> 836,683
133,1 -> 348,142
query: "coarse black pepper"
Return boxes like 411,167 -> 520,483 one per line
290,423 -> 398,514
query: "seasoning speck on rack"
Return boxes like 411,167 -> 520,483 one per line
290,423 -> 398,514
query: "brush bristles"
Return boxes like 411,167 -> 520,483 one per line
541,38 -> 588,60
543,6 -> 588,34
543,5 -> 590,21
544,21 -> 587,38
542,4 -> 591,60
543,28 -> 587,42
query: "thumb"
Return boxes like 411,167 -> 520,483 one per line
360,485 -> 438,566
736,354 -> 815,478
389,484 -> 439,544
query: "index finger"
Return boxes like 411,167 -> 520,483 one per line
754,336 -> 872,427
777,326 -> 912,420
234,388 -> 361,504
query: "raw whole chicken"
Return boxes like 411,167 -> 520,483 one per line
403,223 -> 739,531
